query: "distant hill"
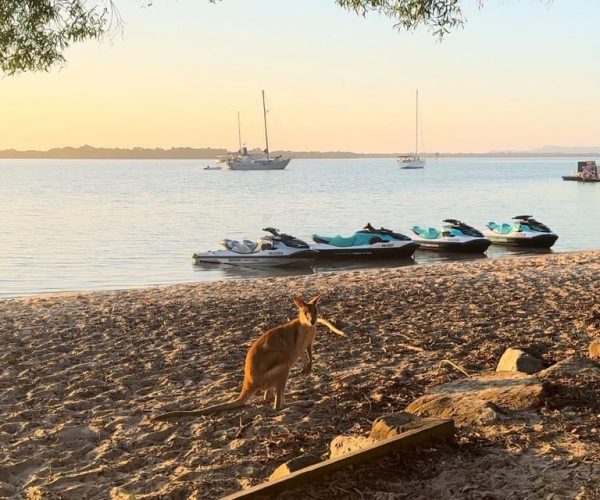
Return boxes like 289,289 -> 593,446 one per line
490,146 -> 600,156
0,145 -> 228,160
0,145 -> 399,159
529,146 -> 600,154
0,145 -> 599,159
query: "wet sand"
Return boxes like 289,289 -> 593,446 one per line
1,250 -> 599,498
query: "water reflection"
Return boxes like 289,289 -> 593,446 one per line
314,257 -> 416,273
192,261 -> 315,280
191,246 -> 557,282
414,251 -> 488,263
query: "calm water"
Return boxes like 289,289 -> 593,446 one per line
1,157 -> 598,298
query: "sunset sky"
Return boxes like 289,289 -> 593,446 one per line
1,0 -> 598,153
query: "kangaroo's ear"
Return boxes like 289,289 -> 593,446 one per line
310,294 -> 322,305
294,296 -> 305,308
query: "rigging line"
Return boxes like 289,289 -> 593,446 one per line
419,104 -> 426,155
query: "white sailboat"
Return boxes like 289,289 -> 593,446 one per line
399,89 -> 426,169
225,91 -> 291,171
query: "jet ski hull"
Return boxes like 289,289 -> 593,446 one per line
193,249 -> 317,268
484,232 -> 558,248
311,241 -> 419,260
413,237 -> 491,253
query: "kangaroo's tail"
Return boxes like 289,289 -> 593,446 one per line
150,385 -> 255,422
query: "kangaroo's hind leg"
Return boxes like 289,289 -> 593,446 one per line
274,380 -> 287,410
265,365 -> 290,411
301,344 -> 313,375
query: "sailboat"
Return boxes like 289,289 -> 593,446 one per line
225,91 -> 291,171
399,89 -> 426,169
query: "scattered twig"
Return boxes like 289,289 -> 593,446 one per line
403,344 -> 425,353
235,416 -> 251,438
438,359 -> 470,377
361,391 -> 372,413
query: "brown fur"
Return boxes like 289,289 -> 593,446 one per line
151,295 -> 322,421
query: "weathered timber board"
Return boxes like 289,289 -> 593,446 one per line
222,418 -> 455,499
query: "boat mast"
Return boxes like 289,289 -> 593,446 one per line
415,89 -> 419,157
262,90 -> 270,159
237,111 -> 242,153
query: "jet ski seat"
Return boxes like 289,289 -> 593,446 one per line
487,222 -> 514,234
221,239 -> 259,254
312,232 -> 374,247
412,226 -> 441,239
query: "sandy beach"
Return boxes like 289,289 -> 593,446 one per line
1,250 -> 599,499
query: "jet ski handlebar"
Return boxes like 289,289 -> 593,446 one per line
363,222 -> 394,234
262,227 -> 281,236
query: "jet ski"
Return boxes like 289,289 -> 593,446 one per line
484,215 -> 558,248
310,223 -> 419,259
193,227 -> 317,267
410,219 -> 491,253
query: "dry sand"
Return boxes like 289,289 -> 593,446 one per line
1,251 -> 599,499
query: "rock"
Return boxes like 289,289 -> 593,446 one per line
329,435 -> 375,460
406,394 -> 501,427
538,356 -> 600,379
269,454 -> 321,481
496,348 -> 544,374
430,372 -> 545,410
405,372 -> 544,427
369,412 -> 423,441
589,341 -> 600,361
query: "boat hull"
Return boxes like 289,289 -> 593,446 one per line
562,175 -> 600,182
310,241 -> 419,260
483,232 -> 558,248
400,159 -> 425,169
413,237 -> 491,253
225,158 -> 290,171
193,249 -> 316,268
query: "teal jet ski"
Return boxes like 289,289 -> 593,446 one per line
310,223 -> 419,259
410,219 -> 491,253
484,215 -> 558,248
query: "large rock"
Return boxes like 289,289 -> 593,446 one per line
269,454 -> 321,481
496,348 -> 544,374
369,411 -> 424,441
329,436 -> 375,459
406,394 -> 500,427
589,341 -> 600,361
537,356 -> 600,379
406,372 -> 544,427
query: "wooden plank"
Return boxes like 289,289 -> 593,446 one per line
222,418 -> 454,500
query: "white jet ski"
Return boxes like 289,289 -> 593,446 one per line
193,227 -> 317,267
484,215 -> 558,248
411,219 -> 491,253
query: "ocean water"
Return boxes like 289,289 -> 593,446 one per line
1,157 -> 598,298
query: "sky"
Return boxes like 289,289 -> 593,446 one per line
0,0 -> 599,153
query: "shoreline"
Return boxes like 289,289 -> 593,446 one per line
1,250 -> 599,498
2,248 -> 595,302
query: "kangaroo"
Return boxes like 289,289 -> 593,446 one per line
151,294 -> 341,422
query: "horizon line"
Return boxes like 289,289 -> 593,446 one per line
1,144 -> 600,160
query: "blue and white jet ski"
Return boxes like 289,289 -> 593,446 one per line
193,228 -> 317,267
411,219 -> 491,253
484,215 -> 558,248
310,223 -> 419,259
